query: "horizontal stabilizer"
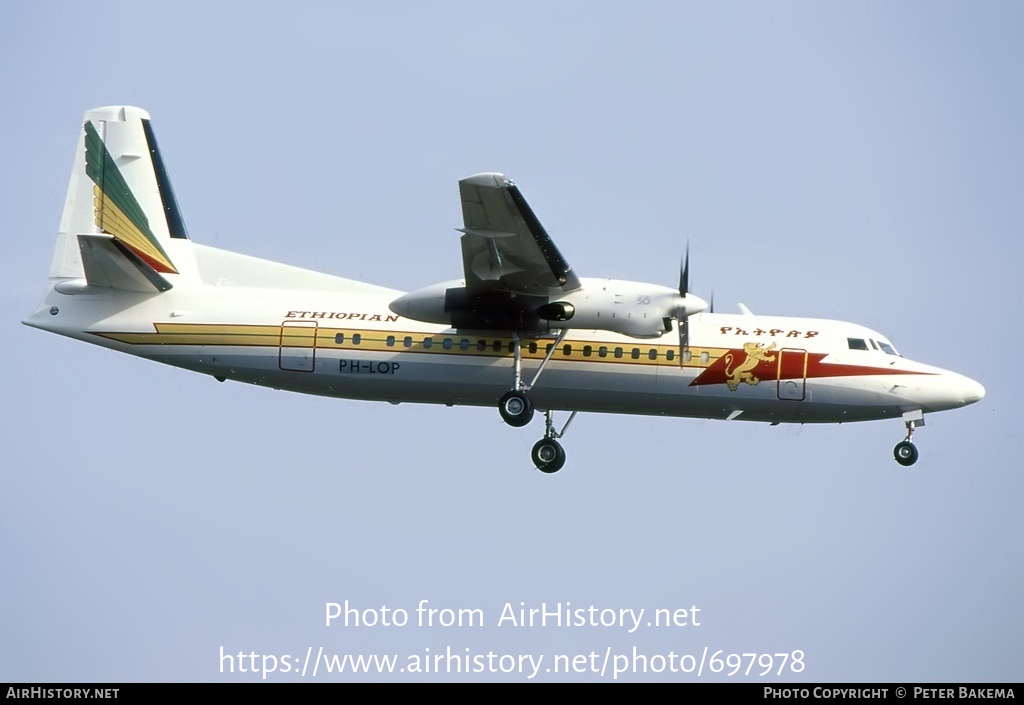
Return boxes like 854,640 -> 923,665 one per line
78,234 -> 173,292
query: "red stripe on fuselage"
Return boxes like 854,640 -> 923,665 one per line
689,348 -> 931,387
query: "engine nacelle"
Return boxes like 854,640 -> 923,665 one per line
390,280 -> 468,326
389,277 -> 707,338
389,280 -> 548,332
550,280 -> 684,337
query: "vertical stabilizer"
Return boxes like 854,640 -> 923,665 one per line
51,106 -> 197,291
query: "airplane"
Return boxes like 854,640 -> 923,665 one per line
23,106 -> 985,473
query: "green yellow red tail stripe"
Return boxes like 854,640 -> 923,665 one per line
84,120 -> 178,274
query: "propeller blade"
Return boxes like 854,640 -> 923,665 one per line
679,245 -> 690,298
677,245 -> 691,366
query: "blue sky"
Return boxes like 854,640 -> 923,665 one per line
1,1 -> 1021,682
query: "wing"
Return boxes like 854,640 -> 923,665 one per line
458,173 -> 581,296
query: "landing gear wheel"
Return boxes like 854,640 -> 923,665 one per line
894,440 -> 919,467
531,438 -> 566,473
498,390 -> 534,427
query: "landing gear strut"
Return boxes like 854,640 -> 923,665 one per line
531,409 -> 577,473
893,414 -> 923,467
495,331 -> 576,472
496,330 -> 566,429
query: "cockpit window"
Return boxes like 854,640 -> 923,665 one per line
847,338 -> 869,351
878,341 -> 899,356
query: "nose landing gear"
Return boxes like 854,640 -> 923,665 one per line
893,439 -> 918,466
894,413 -> 924,467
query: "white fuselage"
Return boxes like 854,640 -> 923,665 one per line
24,246 -> 984,427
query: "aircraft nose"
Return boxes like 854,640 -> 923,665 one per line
908,370 -> 985,412
960,376 -> 985,405
941,373 -> 985,408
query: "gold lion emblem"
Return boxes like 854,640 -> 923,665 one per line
724,342 -> 777,391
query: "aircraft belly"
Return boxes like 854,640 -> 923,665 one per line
144,347 -> 673,411
320,353 -> 664,409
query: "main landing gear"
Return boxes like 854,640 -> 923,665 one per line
893,414 -> 924,467
530,410 -> 578,473
498,390 -> 533,427
497,331 -> 575,472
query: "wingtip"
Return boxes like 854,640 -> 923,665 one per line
461,172 -> 512,188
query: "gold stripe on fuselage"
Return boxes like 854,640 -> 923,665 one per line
93,322 -> 728,369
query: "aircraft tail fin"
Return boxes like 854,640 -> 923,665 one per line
50,106 -> 197,292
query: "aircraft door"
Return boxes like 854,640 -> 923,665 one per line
279,320 -> 317,372
776,348 -> 807,401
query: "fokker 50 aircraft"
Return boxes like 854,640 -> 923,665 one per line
24,106 -> 985,473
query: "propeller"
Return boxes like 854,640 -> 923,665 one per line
673,245 -> 710,365
677,247 -> 690,360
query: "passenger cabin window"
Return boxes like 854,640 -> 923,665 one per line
460,339 -> 470,351
442,338 -> 452,350
423,337 -> 433,349
403,336 -> 413,348
386,335 -> 395,347
335,333 -> 345,344
847,338 -> 869,351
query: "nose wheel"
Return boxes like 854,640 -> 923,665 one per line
893,440 -> 918,466
893,415 -> 923,467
